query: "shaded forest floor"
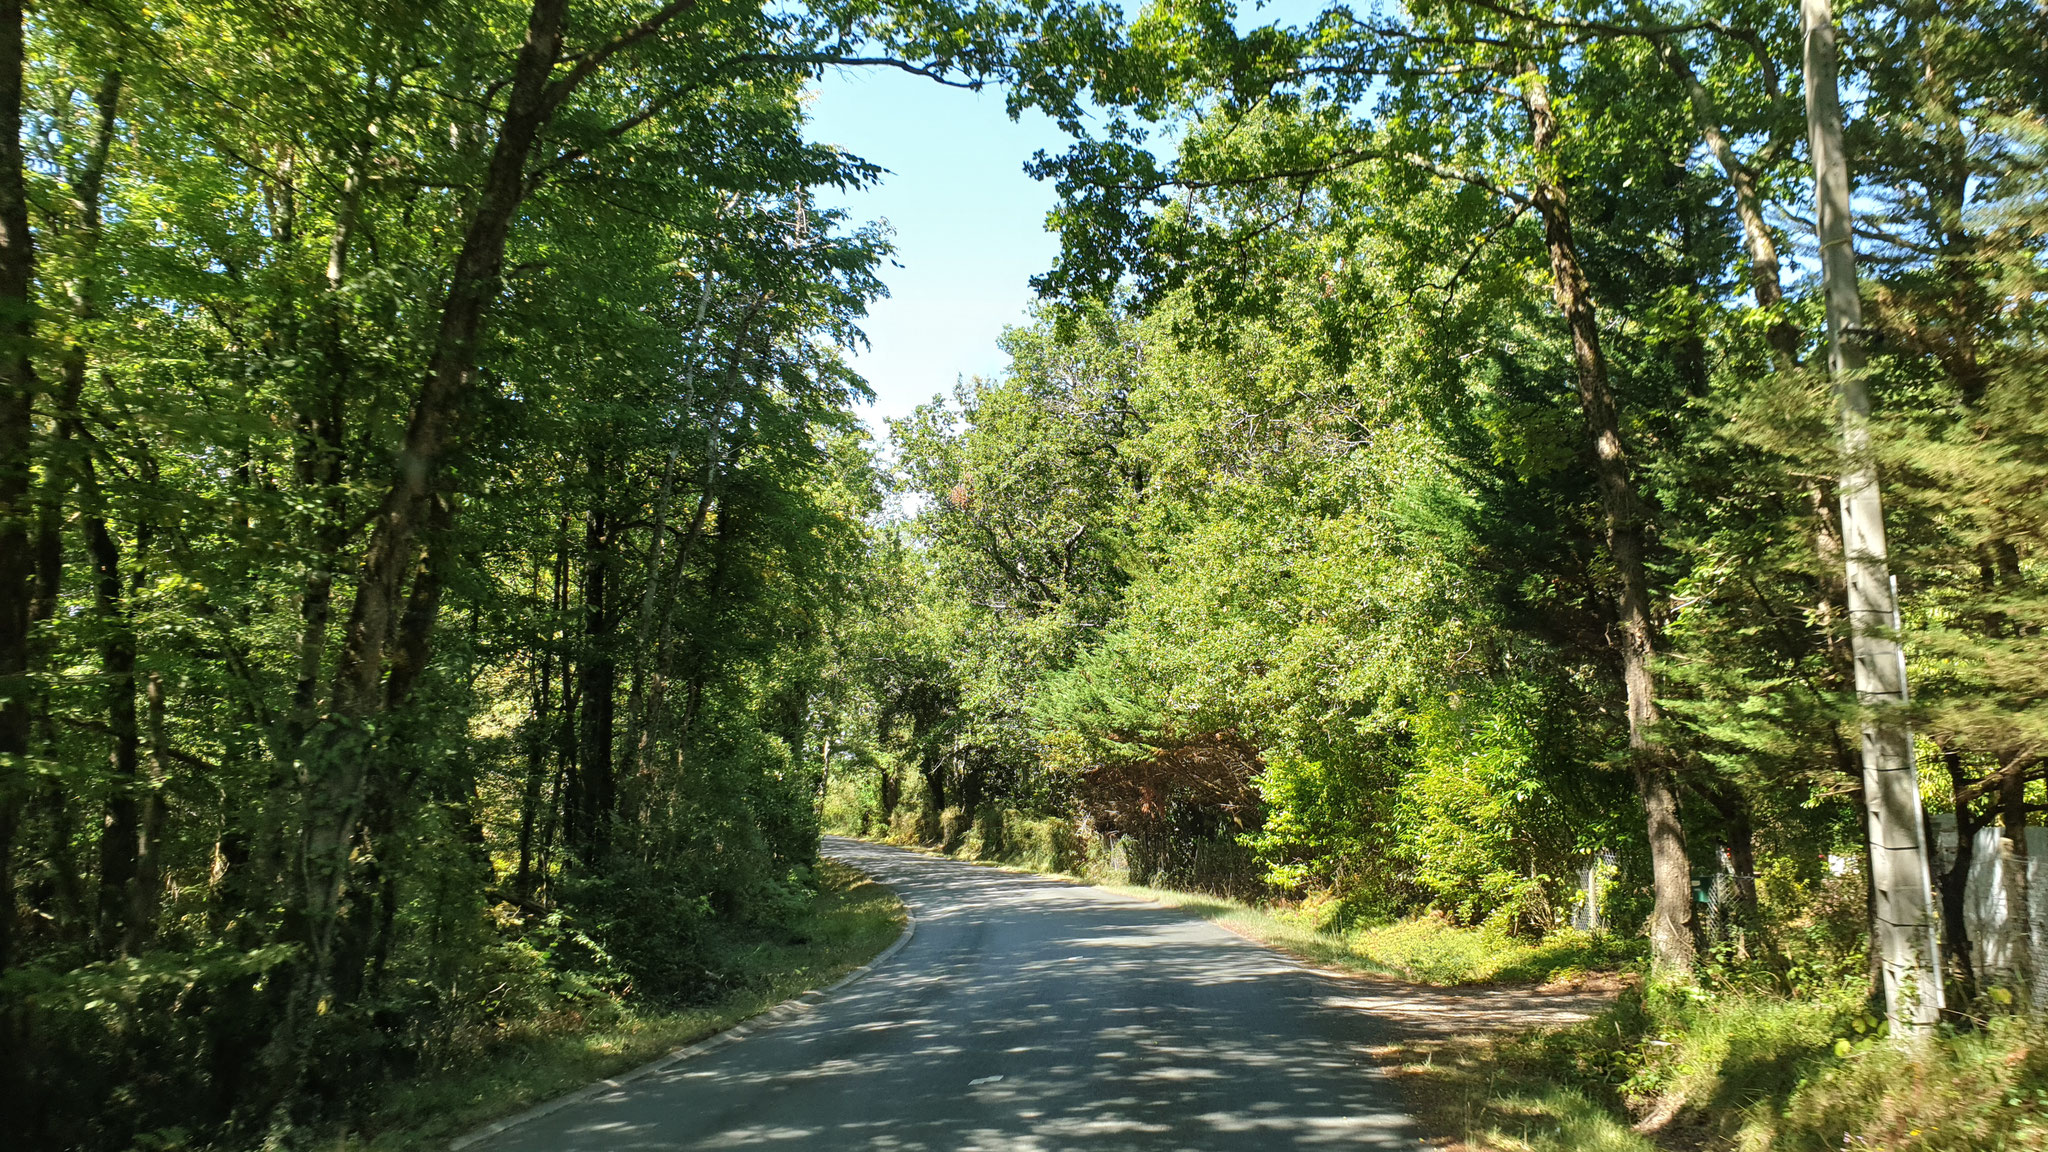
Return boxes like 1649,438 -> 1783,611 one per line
327,859 -> 908,1151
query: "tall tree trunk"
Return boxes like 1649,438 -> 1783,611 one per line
30,73 -> 117,629
45,72 -> 136,959
320,0 -> 693,721
271,0 -> 639,1114
515,644 -> 553,896
295,3 -> 698,999
636,484 -> 717,788
535,553 -> 578,897
124,671 -> 170,954
85,495 -> 139,956
23,73 -> 123,950
576,459 -> 616,863
0,0 -> 38,977
287,168 -> 363,744
1521,66 -> 1696,977
514,539 -> 562,896
1802,0 -> 1944,1031
1651,38 -> 1799,364
672,483 -> 746,749
619,277 -> 713,792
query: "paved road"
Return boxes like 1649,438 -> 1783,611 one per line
482,837 -> 1418,1150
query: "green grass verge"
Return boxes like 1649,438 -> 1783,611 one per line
330,858 -> 906,1151
1383,980 -> 2048,1152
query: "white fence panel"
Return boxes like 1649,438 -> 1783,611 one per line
1930,816 -> 2047,1007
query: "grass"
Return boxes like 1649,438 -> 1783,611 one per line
1377,979 -> 2048,1152
329,858 -> 907,1151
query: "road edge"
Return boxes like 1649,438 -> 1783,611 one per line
830,836 -> 1626,996
448,859 -> 916,1151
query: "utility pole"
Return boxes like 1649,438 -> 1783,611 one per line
1801,0 -> 1943,1031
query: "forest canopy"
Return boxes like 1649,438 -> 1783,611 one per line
830,0 -> 2048,1039
0,0 -> 1098,1145
3,0 -> 2047,1146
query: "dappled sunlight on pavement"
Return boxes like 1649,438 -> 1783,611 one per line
1317,983 -> 1612,1041
482,838 -> 1420,1150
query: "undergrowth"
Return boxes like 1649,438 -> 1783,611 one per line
326,858 -> 906,1151
1411,981 -> 2048,1152
1384,865 -> 2048,1152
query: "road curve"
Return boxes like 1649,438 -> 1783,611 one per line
479,837 -> 1419,1150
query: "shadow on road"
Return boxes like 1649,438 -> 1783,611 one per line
486,837 -> 1420,1151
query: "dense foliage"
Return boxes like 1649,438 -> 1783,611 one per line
0,0 -> 1076,1147
825,0 -> 2048,1006
6,0 -> 2048,1145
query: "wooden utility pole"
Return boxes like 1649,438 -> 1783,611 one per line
1801,0 -> 1943,1031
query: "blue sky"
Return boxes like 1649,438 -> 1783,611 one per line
804,68 -> 1071,431
802,0 -> 1332,434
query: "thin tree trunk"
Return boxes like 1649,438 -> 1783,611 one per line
273,0 -> 695,1113
668,490 -> 743,752
84,478 -> 139,957
0,0 -> 38,977
576,457 -> 617,863
1940,746 -> 1980,999
1651,38 -> 1798,364
38,72 -> 137,959
124,671 -> 170,953
535,583 -> 577,898
1802,0 -> 1943,1031
29,73 -> 116,624
1520,66 -> 1695,977
515,539 -> 561,896
630,331 -> 755,804
633,484 -> 716,788
1999,760 -> 2033,1002
618,277 -> 714,791
322,0 -> 695,720
287,168 -> 363,743
515,644 -> 553,896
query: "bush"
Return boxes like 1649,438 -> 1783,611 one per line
1771,1013 -> 2048,1152
1500,936 -> 2048,1152
1616,982 -> 1864,1128
961,808 -> 1086,874
939,806 -> 973,852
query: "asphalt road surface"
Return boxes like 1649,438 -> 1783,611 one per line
480,837 -> 1419,1151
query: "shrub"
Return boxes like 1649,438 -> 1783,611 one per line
962,808 -> 1086,874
